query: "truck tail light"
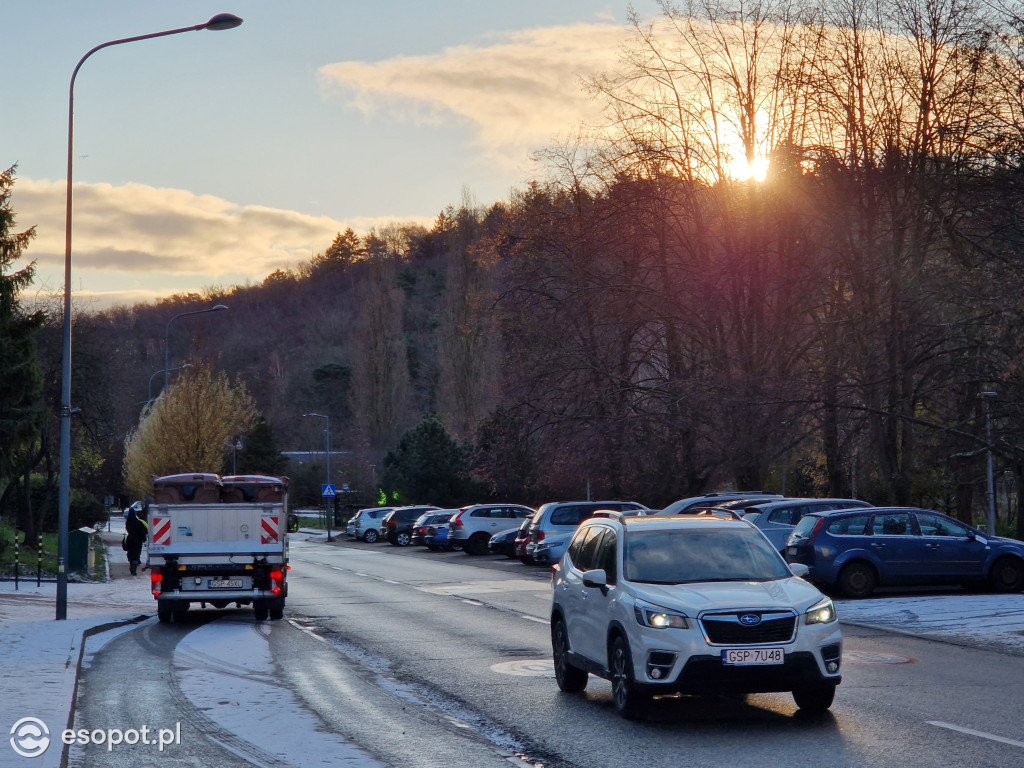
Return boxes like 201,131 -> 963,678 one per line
150,572 -> 163,596
270,569 -> 284,595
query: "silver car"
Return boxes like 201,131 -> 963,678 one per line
346,506 -> 394,543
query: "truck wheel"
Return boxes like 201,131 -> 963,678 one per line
157,606 -> 171,623
269,602 -> 284,621
172,604 -> 189,623
254,601 -> 269,621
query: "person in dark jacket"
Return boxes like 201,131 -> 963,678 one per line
124,508 -> 148,576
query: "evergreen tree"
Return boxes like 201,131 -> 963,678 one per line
237,416 -> 288,476
380,417 -> 471,507
0,165 -> 44,505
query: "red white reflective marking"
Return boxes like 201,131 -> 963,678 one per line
261,516 -> 279,544
151,517 -> 171,545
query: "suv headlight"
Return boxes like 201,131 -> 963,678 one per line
634,601 -> 689,629
804,597 -> 837,625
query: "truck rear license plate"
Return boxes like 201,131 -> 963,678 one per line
208,579 -> 243,589
722,648 -> 784,665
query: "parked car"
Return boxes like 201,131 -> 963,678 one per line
346,507 -> 394,543
526,501 -> 647,565
513,515 -> 536,563
413,511 -> 457,547
657,492 -> 784,516
551,511 -> 842,719
743,498 -> 872,551
449,504 -> 535,555
382,506 -> 441,546
425,513 -> 461,551
488,526 -> 521,557
784,506 -> 1024,598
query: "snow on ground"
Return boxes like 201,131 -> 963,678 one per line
173,618 -> 387,767
837,593 -> 1024,653
1,572 -> 154,768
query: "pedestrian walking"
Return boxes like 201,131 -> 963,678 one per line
123,506 -> 148,576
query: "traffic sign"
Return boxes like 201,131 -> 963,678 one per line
321,483 -> 336,498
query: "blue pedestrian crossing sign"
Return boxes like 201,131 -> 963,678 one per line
321,483 -> 337,498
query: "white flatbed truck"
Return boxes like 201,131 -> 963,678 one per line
146,473 -> 289,622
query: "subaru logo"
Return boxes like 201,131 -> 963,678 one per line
739,613 -> 762,626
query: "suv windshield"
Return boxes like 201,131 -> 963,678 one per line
624,528 -> 791,584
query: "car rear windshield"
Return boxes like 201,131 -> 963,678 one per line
624,528 -> 791,584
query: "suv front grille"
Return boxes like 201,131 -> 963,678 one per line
699,612 -> 796,645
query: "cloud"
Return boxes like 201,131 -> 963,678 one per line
14,179 -> 431,307
319,23 -> 627,167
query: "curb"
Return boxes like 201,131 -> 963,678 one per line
58,614 -> 150,768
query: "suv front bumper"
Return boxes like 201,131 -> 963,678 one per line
639,650 -> 840,695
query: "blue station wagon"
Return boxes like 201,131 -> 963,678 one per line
784,507 -> 1024,598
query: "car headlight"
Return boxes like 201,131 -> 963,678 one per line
804,597 -> 837,625
634,601 -> 689,629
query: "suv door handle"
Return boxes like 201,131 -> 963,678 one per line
869,542 -> 885,548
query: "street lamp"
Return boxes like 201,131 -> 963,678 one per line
147,363 -> 192,408
981,391 -> 998,535
164,304 -> 229,393
57,13 -> 242,620
304,412 -> 332,540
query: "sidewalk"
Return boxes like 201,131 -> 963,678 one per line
2,528 -> 153,767
4,532 -> 1024,766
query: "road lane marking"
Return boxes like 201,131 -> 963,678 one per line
520,615 -> 547,624
927,722 -> 1024,749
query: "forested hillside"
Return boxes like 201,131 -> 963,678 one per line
7,0 -> 1024,537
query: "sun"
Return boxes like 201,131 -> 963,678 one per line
729,154 -> 769,183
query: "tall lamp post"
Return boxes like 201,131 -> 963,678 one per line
164,304 -> 229,393
57,13 -> 243,620
304,412 -> 332,540
981,391 -> 998,535
147,363 -> 192,408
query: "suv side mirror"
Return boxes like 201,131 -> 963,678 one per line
582,569 -> 608,589
788,563 -> 810,578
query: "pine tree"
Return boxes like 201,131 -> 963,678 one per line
0,165 -> 44,502
237,416 -> 288,476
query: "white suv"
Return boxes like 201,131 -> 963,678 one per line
550,512 -> 842,719
448,504 -> 535,555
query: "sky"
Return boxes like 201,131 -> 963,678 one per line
3,1 -> 664,309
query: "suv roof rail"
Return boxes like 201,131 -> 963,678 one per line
591,510 -> 628,522
694,507 -> 745,520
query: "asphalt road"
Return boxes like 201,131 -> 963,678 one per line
67,537 -> 1024,768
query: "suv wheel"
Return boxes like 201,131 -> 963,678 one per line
792,683 -> 836,715
466,532 -> 490,556
394,531 -> 411,547
609,636 -> 648,719
837,561 -> 877,599
551,618 -> 588,693
362,529 -> 379,544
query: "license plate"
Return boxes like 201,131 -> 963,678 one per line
722,648 -> 784,665
207,579 -> 243,589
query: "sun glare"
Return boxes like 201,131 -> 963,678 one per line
730,155 -> 769,182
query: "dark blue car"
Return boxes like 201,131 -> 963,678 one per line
784,506 -> 1024,598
